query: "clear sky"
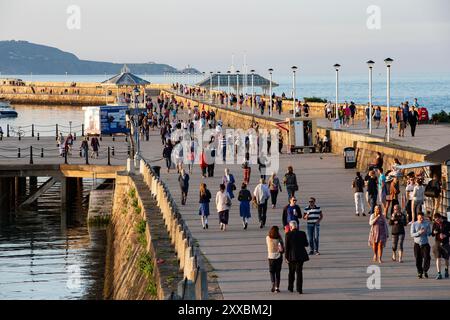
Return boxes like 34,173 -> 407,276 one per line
1,0 -> 449,75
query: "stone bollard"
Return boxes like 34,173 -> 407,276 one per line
127,158 -> 134,173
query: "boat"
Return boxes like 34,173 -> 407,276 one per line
0,100 -> 18,118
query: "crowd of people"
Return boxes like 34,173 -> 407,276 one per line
350,151 -> 447,280
125,86 -> 445,295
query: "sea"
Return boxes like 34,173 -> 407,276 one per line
1,73 -> 450,115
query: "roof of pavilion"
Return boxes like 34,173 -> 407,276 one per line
196,73 -> 278,88
101,65 -> 150,86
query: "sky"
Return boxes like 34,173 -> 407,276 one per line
1,0 -> 449,76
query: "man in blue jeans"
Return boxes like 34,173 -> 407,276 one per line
303,197 -> 323,255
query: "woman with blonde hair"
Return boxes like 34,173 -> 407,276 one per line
369,205 -> 389,263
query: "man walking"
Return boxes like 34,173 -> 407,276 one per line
253,178 -> 271,228
432,213 -> 450,279
411,212 -> 432,278
178,169 -> 190,205
366,170 -> 378,215
285,221 -> 309,294
352,172 -> 366,216
303,197 -> 323,255
408,106 -> 419,137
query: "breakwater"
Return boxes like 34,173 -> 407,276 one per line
0,81 -> 171,105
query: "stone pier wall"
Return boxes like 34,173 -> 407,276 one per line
103,173 -> 181,300
0,82 -> 171,105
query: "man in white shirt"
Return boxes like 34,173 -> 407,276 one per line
254,178 -> 271,228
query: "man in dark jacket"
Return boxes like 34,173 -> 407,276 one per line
366,170 -> 378,214
285,221 -> 309,294
178,169 -> 190,205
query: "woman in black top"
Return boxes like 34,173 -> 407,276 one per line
199,183 -> 212,229
389,204 -> 406,263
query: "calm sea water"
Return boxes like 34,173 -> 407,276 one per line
0,178 -> 106,300
2,73 -> 450,114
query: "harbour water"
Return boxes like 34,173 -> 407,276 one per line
0,177 -> 106,300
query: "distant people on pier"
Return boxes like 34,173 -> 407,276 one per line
90,136 -> 100,158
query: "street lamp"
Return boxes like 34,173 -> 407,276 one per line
209,71 -> 213,100
227,71 -> 231,108
268,68 -> 273,117
132,86 -> 141,161
236,70 -> 240,97
217,71 -> 221,93
291,66 -> 298,118
250,69 -> 255,114
333,64 -> 341,122
366,60 -> 375,134
384,58 -> 393,142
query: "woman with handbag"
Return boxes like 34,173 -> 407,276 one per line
266,226 -> 284,293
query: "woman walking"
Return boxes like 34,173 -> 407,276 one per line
222,168 -> 236,199
268,172 -> 282,209
199,183 -> 211,229
216,184 -> 232,231
368,205 -> 389,263
389,204 -> 406,263
266,226 -> 284,293
283,166 -> 298,201
412,178 -> 425,222
238,183 -> 252,230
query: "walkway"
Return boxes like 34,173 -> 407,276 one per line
166,90 -> 450,152
139,107 -> 450,300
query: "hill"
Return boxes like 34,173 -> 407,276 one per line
0,40 -> 201,75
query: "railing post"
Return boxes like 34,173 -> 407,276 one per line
55,124 -> 59,140
73,132 -> 76,141
81,123 -> 85,137
37,132 -> 40,141
7,124 -> 10,137
31,124 -> 35,137
107,146 -> 111,165
41,148 -> 44,158
17,148 -> 21,158
29,146 -> 33,164
127,145 -> 131,156
112,146 -> 115,156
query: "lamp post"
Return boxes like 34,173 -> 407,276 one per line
236,70 -> 240,97
133,86 -> 141,160
250,69 -> 255,114
367,60 -> 375,134
291,66 -> 298,118
227,71 -> 231,108
333,64 -> 341,121
217,71 -> 221,92
384,58 -> 393,142
268,68 -> 273,117
209,71 -> 213,100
